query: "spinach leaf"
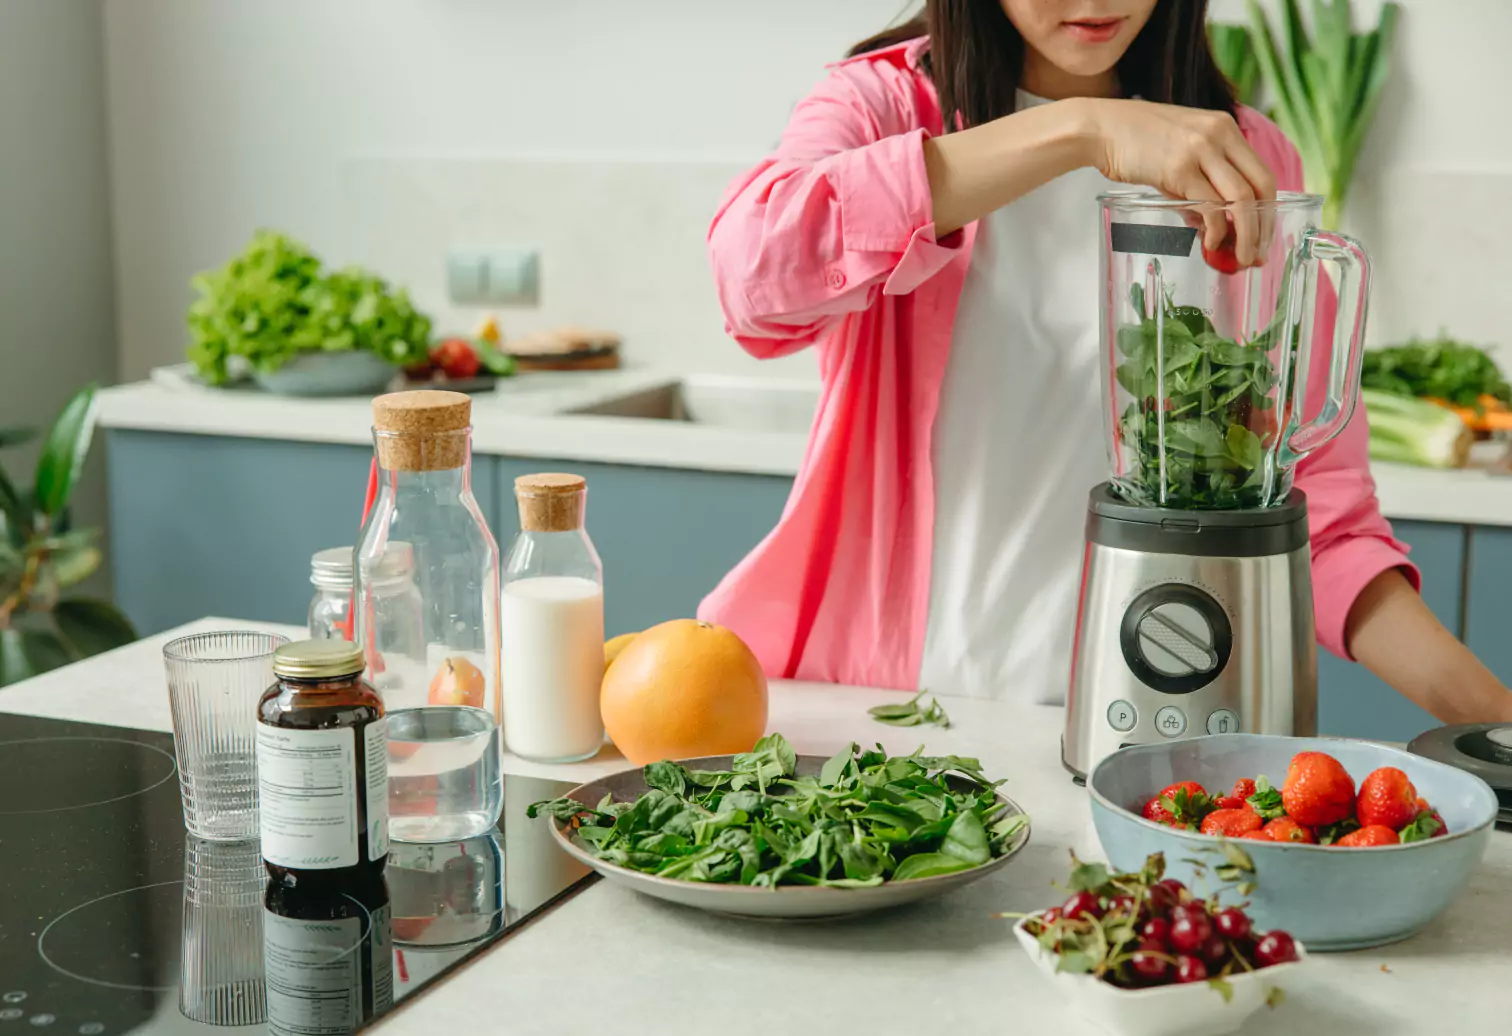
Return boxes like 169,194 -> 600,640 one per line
643,761 -> 688,797
867,689 -> 952,728
892,852 -> 975,881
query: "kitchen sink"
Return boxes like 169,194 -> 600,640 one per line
566,375 -> 819,435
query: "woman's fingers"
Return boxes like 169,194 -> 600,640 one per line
1176,170 -> 1228,253
1223,137 -> 1279,262
1199,153 -> 1260,265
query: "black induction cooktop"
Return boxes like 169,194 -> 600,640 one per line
0,713 -> 596,1036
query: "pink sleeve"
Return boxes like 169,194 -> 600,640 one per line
1239,107 -> 1420,660
706,59 -> 962,359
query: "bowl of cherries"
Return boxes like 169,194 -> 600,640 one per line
1014,851 -> 1303,1036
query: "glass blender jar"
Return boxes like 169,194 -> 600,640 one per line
1064,190 -> 1372,779
1100,189 -> 1370,509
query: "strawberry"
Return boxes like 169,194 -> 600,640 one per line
1202,237 -> 1242,275
1356,767 -> 1418,831
431,337 -> 481,380
1238,827 -> 1273,841
1143,781 -> 1210,828
1261,816 -> 1315,844
1336,824 -> 1400,848
1200,807 -> 1263,838
1281,752 -> 1356,827
1230,778 -> 1257,801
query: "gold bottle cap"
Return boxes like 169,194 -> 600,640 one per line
515,473 -> 586,532
371,390 -> 472,471
272,639 -> 365,680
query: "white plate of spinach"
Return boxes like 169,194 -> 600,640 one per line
528,735 -> 1031,919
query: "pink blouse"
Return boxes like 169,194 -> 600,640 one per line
698,38 -> 1416,691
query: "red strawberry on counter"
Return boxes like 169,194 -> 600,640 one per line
1356,767 -> 1418,831
1281,751 -> 1356,827
1143,781 -> 1209,828
1200,807 -> 1263,838
1336,824 -> 1400,847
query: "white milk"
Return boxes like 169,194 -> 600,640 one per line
499,575 -> 605,762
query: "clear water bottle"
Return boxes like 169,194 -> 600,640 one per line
500,473 -> 605,763
356,390 -> 503,843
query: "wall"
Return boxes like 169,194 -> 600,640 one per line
103,0 -> 1512,383
0,0 -> 117,586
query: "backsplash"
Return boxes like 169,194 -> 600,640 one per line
342,157 -> 817,381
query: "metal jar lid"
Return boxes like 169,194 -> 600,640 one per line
310,543 -> 415,590
273,639 -> 365,680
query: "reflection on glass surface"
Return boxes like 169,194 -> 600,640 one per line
3,716 -> 594,1036
262,877 -> 392,1036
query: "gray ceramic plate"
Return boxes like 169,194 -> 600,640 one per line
547,753 -> 1031,919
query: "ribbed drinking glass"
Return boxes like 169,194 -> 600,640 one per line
164,630 -> 288,840
179,837 -> 267,1025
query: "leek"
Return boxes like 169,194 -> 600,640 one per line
1245,0 -> 1401,229
1209,23 -> 1261,107
1363,388 -> 1472,469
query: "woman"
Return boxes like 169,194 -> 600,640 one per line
699,0 -> 1512,725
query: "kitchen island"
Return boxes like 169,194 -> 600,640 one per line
97,372 -> 1512,745
3,617 -> 1509,1035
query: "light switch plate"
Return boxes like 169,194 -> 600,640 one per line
445,247 -> 539,306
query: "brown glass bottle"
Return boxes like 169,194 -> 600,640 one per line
256,639 -> 389,889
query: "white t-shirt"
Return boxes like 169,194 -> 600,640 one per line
919,91 -> 1113,705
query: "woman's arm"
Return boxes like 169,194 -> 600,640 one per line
1346,568 -> 1512,724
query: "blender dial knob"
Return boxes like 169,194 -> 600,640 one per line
1135,601 -> 1218,678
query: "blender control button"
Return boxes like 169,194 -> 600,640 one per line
1206,709 -> 1241,735
1107,701 -> 1138,732
1154,707 -> 1187,738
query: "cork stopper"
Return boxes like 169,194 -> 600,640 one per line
516,473 -> 586,532
372,390 -> 471,471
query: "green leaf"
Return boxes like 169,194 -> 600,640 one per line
1067,861 -> 1111,893
891,852 -> 974,882
0,628 -> 72,686
48,545 -> 101,589
1054,950 -> 1097,975
819,743 -> 857,788
642,761 -> 688,797
1221,841 -> 1256,874
940,810 -> 991,866
1266,987 -> 1287,1009
0,427 -> 37,449
33,385 -> 99,518
52,598 -> 137,659
0,466 -> 33,548
1246,776 -> 1287,820
1398,811 -> 1443,843
1208,977 -> 1236,1003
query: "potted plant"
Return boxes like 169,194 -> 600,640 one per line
0,385 -> 137,685
186,230 -> 433,395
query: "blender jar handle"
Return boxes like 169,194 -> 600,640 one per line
1285,228 -> 1373,458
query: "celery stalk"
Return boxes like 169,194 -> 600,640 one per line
1363,389 -> 1473,469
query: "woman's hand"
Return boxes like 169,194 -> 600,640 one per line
1087,99 -> 1278,268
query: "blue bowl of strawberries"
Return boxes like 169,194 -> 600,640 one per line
1088,734 -> 1500,950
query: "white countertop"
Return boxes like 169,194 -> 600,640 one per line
4,617 -> 1509,1033
97,371 -> 1512,526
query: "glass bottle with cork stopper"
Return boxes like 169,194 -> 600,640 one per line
256,639 -> 388,888
500,473 -> 605,763
356,390 -> 503,843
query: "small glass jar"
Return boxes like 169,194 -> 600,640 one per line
356,390 -> 503,843
308,547 -> 354,640
310,544 -> 423,644
256,640 -> 388,889
499,473 -> 605,763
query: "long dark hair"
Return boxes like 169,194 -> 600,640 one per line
850,1 -> 1233,130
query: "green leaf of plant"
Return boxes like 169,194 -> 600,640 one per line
1067,861 -> 1111,893
0,628 -> 72,686
1221,842 -> 1256,874
0,466 -> 33,548
819,743 -> 857,788
940,809 -> 991,866
1054,950 -> 1098,975
51,598 -> 138,659
33,385 -> 99,518
0,427 -> 38,449
891,852 -> 974,882
1266,986 -> 1287,1009
1208,977 -> 1236,1003
48,545 -> 101,589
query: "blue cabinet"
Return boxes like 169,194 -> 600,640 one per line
106,430 -> 790,640
1316,520 -> 1462,742
1463,525 -> 1512,687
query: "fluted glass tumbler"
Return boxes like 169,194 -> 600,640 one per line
164,631 -> 289,840
179,837 -> 267,1025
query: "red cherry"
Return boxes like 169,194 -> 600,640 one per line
1156,878 -> 1187,899
1254,930 -> 1298,967
1062,891 -> 1104,921
1169,911 -> 1213,954
1149,878 -> 1186,913
1176,954 -> 1210,983
1107,894 -> 1138,918
1140,917 -> 1171,947
1214,908 -> 1251,940
1201,935 -> 1228,965
1040,907 -> 1061,926
1131,939 -> 1172,982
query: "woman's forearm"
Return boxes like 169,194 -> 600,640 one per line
923,99 -> 1097,236
1345,568 -> 1512,725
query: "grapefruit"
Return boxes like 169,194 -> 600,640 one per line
599,619 -> 767,765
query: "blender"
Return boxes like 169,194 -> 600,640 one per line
1063,190 -> 1372,780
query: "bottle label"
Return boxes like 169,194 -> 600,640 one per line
363,718 -> 389,860
257,725 -> 359,869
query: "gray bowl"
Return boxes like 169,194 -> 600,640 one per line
547,754 -> 1032,920
1088,734 -> 1498,951
253,350 -> 399,397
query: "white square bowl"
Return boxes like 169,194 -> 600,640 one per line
1013,916 -> 1307,1036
